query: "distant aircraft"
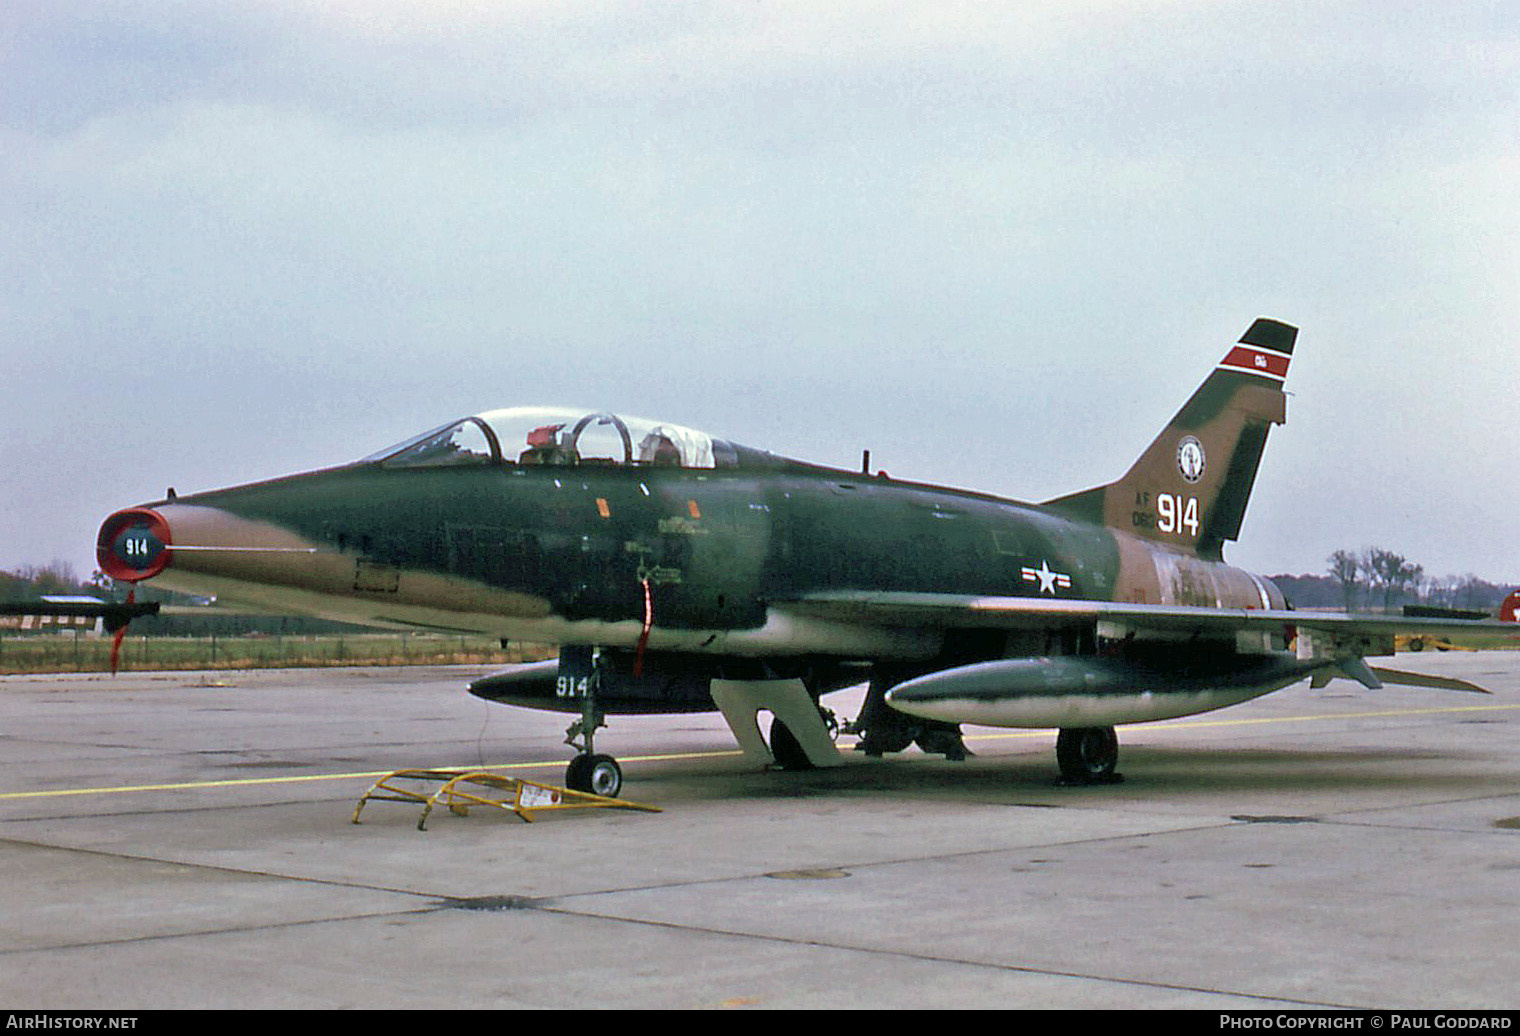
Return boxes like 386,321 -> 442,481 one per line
0,598 -> 158,638
96,319 -> 1513,795
0,595 -> 160,675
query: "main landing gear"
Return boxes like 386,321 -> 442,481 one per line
1055,726 -> 1123,785
848,672 -> 972,761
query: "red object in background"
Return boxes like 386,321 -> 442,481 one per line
1501,591 -> 1520,624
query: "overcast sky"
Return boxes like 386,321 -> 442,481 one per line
3,1 -> 1517,588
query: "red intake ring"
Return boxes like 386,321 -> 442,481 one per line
97,508 -> 173,583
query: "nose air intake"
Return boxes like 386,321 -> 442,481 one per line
97,508 -> 173,582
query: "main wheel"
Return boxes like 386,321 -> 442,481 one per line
566,753 -> 623,798
852,674 -> 917,756
768,718 -> 816,771
1056,726 -> 1121,784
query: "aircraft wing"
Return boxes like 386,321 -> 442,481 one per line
777,590 -> 1514,645
778,591 -> 1512,695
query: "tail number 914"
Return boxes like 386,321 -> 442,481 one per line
1157,493 -> 1199,537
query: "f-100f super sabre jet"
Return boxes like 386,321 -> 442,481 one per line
97,319 -> 1511,796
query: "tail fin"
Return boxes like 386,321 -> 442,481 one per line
1045,318 -> 1297,561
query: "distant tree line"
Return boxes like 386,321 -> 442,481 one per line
1267,549 -> 1514,614
0,560 -> 90,597
2,562 -> 216,607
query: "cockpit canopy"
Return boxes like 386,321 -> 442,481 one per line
362,407 -> 744,471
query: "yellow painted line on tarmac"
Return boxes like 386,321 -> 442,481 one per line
2,704 -> 1513,803
0,749 -> 746,803
0,772 -> 397,801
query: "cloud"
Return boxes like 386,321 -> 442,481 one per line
3,1 -> 1518,581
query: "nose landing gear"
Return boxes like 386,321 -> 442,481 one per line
562,667 -> 624,798
565,750 -> 623,799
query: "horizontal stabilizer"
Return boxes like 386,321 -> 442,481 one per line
1367,667 -> 1491,694
1311,661 -> 1491,694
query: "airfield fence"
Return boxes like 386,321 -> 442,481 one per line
0,632 -> 554,675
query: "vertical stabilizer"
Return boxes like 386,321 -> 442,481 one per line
1045,318 -> 1297,560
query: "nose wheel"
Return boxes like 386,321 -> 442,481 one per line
565,752 -> 623,798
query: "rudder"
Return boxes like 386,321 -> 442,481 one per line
1045,318 -> 1297,561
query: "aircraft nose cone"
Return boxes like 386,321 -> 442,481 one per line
97,507 -> 173,582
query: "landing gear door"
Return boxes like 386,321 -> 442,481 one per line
555,644 -> 716,710
555,645 -> 597,701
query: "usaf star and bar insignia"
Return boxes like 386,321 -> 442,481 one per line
1021,560 -> 1072,596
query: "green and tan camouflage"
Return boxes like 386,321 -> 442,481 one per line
96,320 -> 1513,790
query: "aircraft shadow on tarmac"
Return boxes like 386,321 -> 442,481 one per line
616,740 -> 1500,803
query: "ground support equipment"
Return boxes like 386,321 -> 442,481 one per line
351,768 -> 661,830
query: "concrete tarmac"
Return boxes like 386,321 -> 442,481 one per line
2,651 -> 1519,1010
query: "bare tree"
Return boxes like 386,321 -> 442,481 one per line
1425,574 -> 1465,607
1455,574 -> 1487,611
1362,548 -> 1422,611
13,560 -> 82,594
1327,549 -> 1361,611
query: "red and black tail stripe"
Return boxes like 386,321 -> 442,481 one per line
1219,318 -> 1296,383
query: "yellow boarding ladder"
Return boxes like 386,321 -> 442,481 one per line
352,768 -> 661,830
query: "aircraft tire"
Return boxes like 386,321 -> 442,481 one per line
566,753 -> 623,798
768,719 -> 816,771
1056,726 -> 1121,785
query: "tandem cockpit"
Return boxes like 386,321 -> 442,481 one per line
361,407 -> 773,472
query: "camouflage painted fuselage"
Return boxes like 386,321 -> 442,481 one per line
128,452 -> 1284,664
